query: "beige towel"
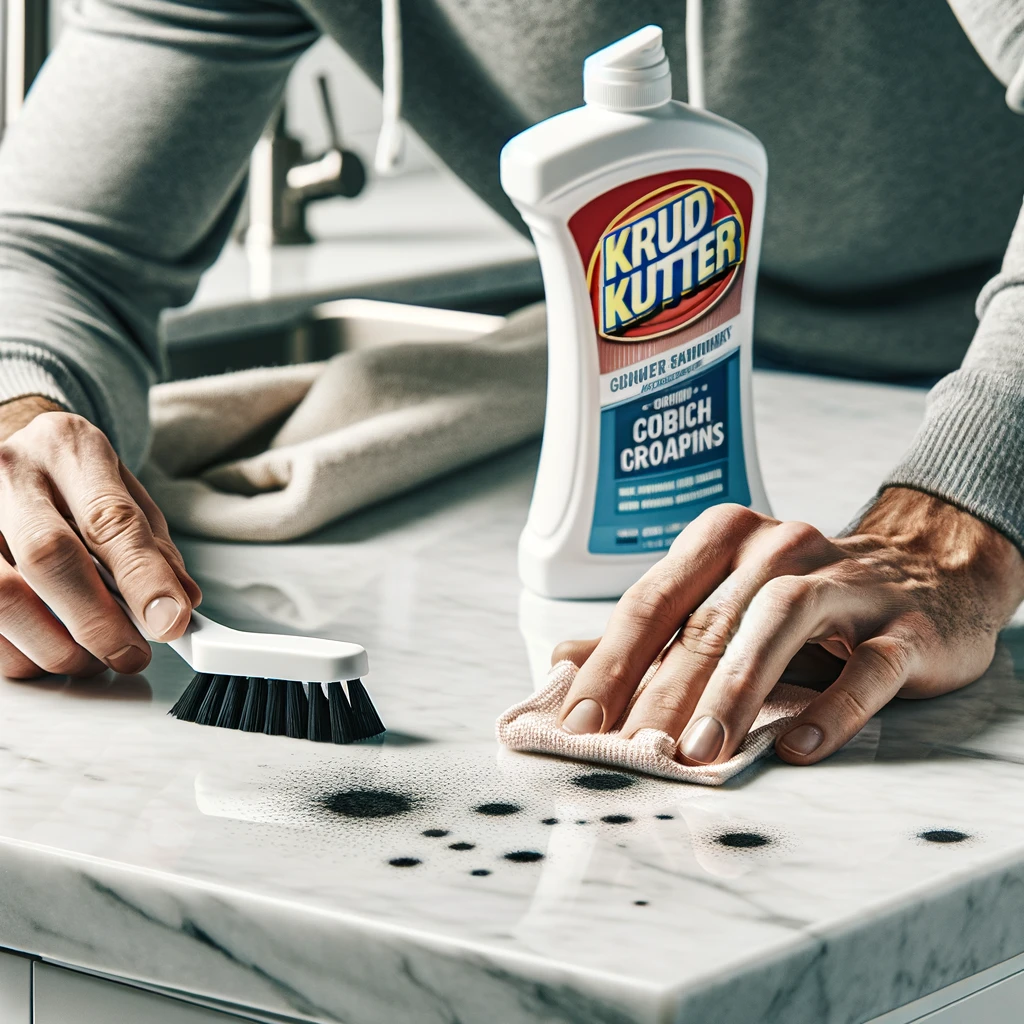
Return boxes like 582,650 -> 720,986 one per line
497,660 -> 817,785
141,303 -> 546,541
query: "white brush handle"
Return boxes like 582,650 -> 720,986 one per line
93,560 -> 368,683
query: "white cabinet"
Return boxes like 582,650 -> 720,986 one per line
33,963 -> 255,1024
0,949 -> 31,1024
915,970 -> 1024,1023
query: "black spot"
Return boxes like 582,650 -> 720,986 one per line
601,814 -> 634,825
572,772 -> 635,791
504,850 -> 544,863
716,831 -> 770,848
422,828 -> 449,838
388,857 -> 421,868
475,802 -> 521,816
655,814 -> 674,820
541,818 -> 559,825
471,869 -> 491,876
449,842 -> 475,851
575,819 -> 589,825
634,900 -> 649,906
322,789 -> 413,819
920,829 -> 970,844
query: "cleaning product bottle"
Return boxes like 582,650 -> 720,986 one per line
501,22 -> 770,599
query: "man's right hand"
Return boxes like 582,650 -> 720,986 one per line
0,397 -> 200,678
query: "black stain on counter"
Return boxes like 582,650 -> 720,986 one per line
422,828 -> 449,838
322,789 -> 414,819
716,831 -> 770,849
572,772 -> 636,791
601,814 -> 634,825
920,829 -> 970,844
449,842 -> 475,851
634,900 -> 649,906
655,814 -> 674,820
504,850 -> 544,863
388,857 -> 421,868
471,869 -> 491,876
541,818 -> 559,826
475,802 -> 521,816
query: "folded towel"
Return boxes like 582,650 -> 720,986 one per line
142,302 -> 547,541
497,660 -> 817,785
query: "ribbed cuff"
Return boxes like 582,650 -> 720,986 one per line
882,369 -> 1024,552
0,345 -> 95,421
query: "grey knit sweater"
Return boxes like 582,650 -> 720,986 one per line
0,0 -> 1022,547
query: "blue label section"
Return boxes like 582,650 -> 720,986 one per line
588,350 -> 750,554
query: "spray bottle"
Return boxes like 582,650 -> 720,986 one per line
501,21 -> 770,599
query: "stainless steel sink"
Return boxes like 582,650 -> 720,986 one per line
166,294 -> 536,380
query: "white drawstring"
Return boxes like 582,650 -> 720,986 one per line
375,0 -> 405,174
686,0 -> 705,109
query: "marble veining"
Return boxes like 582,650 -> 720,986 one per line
0,371 -> 1022,1023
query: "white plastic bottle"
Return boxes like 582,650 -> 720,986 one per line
501,24 -> 770,599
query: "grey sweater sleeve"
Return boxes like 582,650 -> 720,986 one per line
883,1 -> 1024,550
0,0 -> 317,469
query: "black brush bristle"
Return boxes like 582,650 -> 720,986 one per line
346,678 -> 386,740
169,672 -> 213,722
169,671 -> 384,746
307,683 -> 331,742
215,675 -> 247,729
328,681 -> 355,744
263,680 -> 286,735
239,677 -> 267,732
285,682 -> 309,739
195,674 -> 229,726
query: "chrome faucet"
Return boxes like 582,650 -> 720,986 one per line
1,0 -> 50,140
241,74 -> 367,246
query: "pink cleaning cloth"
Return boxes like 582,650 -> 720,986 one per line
496,660 -> 817,785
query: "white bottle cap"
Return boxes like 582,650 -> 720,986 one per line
583,25 -> 673,112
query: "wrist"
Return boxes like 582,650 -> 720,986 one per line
855,486 -> 1024,618
0,395 -> 65,443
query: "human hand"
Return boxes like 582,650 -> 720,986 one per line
553,488 -> 1024,765
0,398 -> 201,678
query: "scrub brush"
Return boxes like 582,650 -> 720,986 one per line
95,561 -> 382,743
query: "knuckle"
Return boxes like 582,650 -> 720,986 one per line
80,496 -> 144,548
830,685 -> 876,725
600,656 -> 636,694
17,528 -> 80,577
759,574 -> 818,614
772,520 -> 824,556
0,651 -> 41,679
863,635 -> 911,681
679,610 -> 734,660
44,648 -> 94,676
621,581 -> 677,628
0,446 -> 20,476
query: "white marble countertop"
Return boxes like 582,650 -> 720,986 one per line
1,370 -> 1023,1024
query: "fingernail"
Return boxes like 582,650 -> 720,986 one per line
779,724 -> 824,756
678,716 -> 725,764
561,698 -> 604,734
144,596 -> 182,638
105,644 -> 147,674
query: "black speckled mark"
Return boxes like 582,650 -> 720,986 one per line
655,814 -> 674,820
920,829 -> 970,844
475,802 -> 521,816
388,857 -> 421,868
471,869 -> 491,876
422,828 -> 449,838
541,818 -> 559,826
322,789 -> 414,819
449,842 -> 475,851
575,819 -> 588,825
634,900 -> 649,906
601,814 -> 634,825
572,772 -> 635,791
716,831 -> 770,849
504,850 -> 544,863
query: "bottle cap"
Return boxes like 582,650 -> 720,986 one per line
583,25 -> 672,112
